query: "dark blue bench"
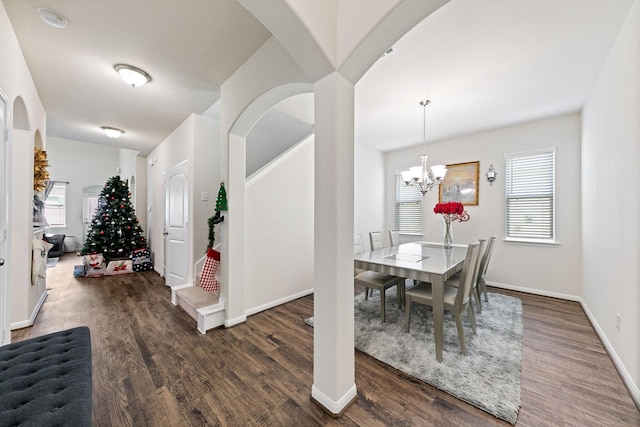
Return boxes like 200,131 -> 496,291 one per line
0,327 -> 92,426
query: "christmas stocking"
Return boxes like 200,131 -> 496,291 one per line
200,248 -> 220,293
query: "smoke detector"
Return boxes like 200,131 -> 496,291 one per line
38,8 -> 67,29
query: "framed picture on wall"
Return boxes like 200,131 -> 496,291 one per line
438,161 -> 479,206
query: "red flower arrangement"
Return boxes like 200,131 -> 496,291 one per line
433,202 -> 470,222
434,202 -> 469,248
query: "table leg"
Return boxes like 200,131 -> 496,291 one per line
432,275 -> 444,362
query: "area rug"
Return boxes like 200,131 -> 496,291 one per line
306,291 -> 522,424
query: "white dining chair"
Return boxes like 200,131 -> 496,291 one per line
369,231 -> 384,251
388,230 -> 401,247
404,242 -> 481,355
354,234 -> 404,322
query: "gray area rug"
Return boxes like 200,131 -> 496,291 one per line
306,290 -> 522,424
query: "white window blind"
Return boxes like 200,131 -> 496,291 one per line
395,174 -> 422,234
505,149 -> 555,241
44,183 -> 67,227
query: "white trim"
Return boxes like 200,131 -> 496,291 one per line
245,288 -> 314,316
224,314 -> 247,328
487,280 -> 580,301
580,299 -> 640,409
10,290 -> 48,330
311,383 -> 357,415
487,280 -> 638,407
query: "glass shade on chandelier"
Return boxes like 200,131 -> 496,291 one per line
401,100 -> 447,196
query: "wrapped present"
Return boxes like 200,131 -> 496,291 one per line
83,253 -> 106,277
105,259 -> 133,275
73,265 -> 86,277
130,248 -> 153,272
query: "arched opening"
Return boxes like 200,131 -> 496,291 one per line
12,96 -> 30,131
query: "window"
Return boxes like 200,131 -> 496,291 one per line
395,174 -> 422,234
44,183 -> 67,227
505,148 -> 555,242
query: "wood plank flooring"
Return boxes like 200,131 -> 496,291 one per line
12,253 -> 640,426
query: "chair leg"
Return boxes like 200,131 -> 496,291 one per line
404,297 -> 412,332
455,312 -> 467,355
474,285 -> 482,313
466,305 -> 477,336
380,288 -> 386,322
364,287 -> 369,300
480,278 -> 489,302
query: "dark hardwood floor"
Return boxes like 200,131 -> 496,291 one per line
12,253 -> 640,426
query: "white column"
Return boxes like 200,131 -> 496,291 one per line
224,133 -> 247,327
311,72 -> 357,414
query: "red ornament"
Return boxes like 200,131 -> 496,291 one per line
100,231 -> 104,235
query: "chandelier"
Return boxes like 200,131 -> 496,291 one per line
401,100 -> 447,195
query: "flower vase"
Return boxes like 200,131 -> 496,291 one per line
443,217 -> 453,249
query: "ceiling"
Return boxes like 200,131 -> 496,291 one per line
3,0 -> 635,156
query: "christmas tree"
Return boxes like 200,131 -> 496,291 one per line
80,176 -> 147,259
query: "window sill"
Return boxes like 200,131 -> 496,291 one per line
504,238 -> 559,247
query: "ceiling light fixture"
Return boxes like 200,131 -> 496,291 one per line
401,100 -> 447,196
114,64 -> 152,87
38,8 -> 67,29
100,126 -> 125,138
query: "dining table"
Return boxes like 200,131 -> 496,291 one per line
353,241 -> 468,362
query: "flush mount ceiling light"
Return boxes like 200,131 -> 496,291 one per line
38,8 -> 67,29
114,64 -> 152,87
100,126 -> 125,138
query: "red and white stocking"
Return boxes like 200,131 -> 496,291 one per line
199,248 -> 220,293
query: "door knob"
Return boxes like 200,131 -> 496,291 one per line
0,258 -> 4,266
163,232 -> 169,236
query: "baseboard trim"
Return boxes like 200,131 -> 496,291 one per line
11,290 -> 48,330
487,281 -> 639,410
224,314 -> 247,328
486,280 -> 581,302
245,288 -> 314,317
311,384 -> 358,417
579,299 -> 640,410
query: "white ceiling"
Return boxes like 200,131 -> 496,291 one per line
3,0 -> 635,156
2,0 -> 271,155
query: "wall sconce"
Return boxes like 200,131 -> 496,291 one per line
486,164 -> 497,186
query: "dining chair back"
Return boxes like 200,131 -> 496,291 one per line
369,231 -> 384,250
354,234 -> 403,322
455,241 -> 483,312
476,235 -> 496,302
354,234 -> 366,276
404,242 -> 481,355
354,234 -> 365,255
388,230 -> 401,247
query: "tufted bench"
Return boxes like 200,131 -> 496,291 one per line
0,327 -> 92,427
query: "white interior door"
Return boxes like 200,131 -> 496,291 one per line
0,90 -> 8,345
164,161 -> 189,287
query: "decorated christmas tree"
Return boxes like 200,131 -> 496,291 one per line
80,176 -> 147,259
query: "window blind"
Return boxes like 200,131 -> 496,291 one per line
44,182 -> 67,227
395,174 -> 422,234
505,149 -> 555,240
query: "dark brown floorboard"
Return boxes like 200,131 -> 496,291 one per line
12,253 -> 640,426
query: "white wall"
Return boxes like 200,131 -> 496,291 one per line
1,2 -> 47,334
385,114 -> 583,298
45,137 -> 119,250
245,135 -> 314,314
354,143 -> 386,250
582,0 -> 639,402
146,113 -> 219,281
